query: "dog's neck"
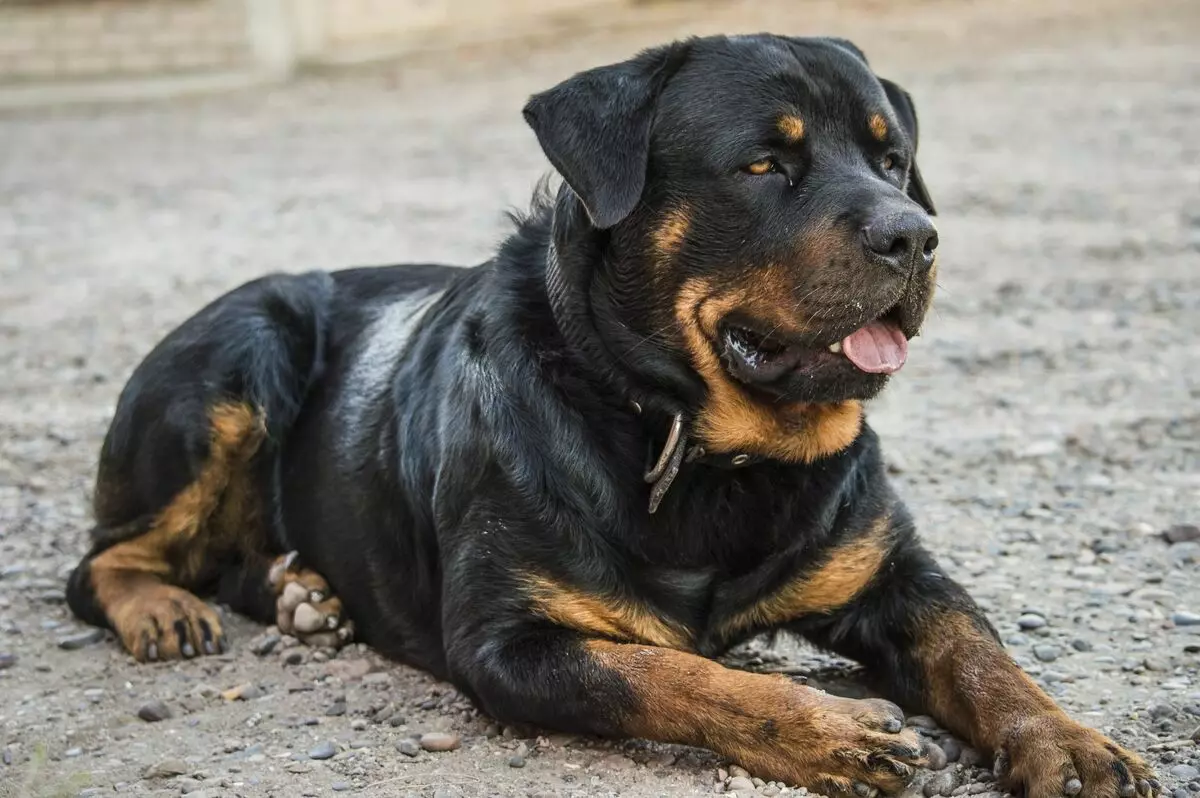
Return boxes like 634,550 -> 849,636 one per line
543,205 -> 765,513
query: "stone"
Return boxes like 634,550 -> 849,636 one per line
137,700 -> 172,722
221,684 -> 264,701
509,754 -> 526,768
1017,614 -> 1047,630
1169,765 -> 1199,781
1033,644 -> 1061,662
308,741 -> 336,760
924,741 -> 949,771
908,715 -> 940,731
0,653 -> 15,669
58,629 -> 105,650
1172,612 -> 1200,627
1164,525 -> 1200,544
419,732 -> 461,752
396,739 -> 420,757
728,776 -> 756,793
941,737 -> 963,763
924,771 -> 961,797
250,633 -> 281,656
144,758 -> 189,778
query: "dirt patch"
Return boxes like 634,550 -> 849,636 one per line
1,0 -> 1198,795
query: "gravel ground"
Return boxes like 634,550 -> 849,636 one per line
1,0 -> 1198,796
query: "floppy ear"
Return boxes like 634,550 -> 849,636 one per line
879,77 -> 937,216
523,43 -> 688,229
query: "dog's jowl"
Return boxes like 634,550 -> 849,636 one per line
66,34 -> 1158,798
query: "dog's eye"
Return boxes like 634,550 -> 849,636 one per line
882,154 -> 897,171
744,159 -> 780,176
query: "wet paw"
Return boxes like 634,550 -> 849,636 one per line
998,714 -> 1160,798
111,583 -> 225,662
269,551 -> 353,648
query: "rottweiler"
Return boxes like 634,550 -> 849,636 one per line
66,34 -> 1158,798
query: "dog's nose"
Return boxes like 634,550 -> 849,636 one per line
862,212 -> 938,274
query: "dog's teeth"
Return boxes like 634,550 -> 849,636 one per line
828,341 -> 843,354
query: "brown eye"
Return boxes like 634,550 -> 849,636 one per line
745,159 -> 778,176
882,154 -> 896,170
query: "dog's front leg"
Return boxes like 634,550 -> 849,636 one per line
799,529 -> 1160,798
448,627 -> 922,793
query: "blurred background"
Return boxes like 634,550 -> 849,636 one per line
1,0 -> 1198,796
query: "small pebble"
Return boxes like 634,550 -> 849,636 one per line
924,771 -> 961,797
308,741 -> 336,760
1071,639 -> 1093,652
1172,612 -> 1200,627
1017,614 -> 1047,630
908,715 -> 940,731
941,738 -> 963,763
1169,765 -> 1199,781
1173,789 -> 1190,798
1165,525 -> 1200,544
728,776 -> 756,793
959,747 -> 982,768
324,700 -> 346,717
729,766 -> 751,779
332,782 -> 351,792
0,653 -> 15,669
925,741 -> 949,771
419,732 -> 461,752
250,634 -> 281,656
137,700 -> 172,722
509,754 -> 526,768
222,684 -> 265,701
57,629 -> 105,650
1033,644 -> 1061,662
144,758 -> 189,778
396,739 -> 420,757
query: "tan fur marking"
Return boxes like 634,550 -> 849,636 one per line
916,612 -> 1157,789
653,205 -> 691,261
778,114 -> 806,143
523,574 -> 691,650
721,516 -> 890,637
676,277 -> 863,462
587,640 -> 921,790
869,114 -> 889,141
90,402 -> 265,659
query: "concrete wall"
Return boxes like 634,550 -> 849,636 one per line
0,0 -> 620,104
0,0 -> 254,84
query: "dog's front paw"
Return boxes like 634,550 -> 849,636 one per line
268,552 -> 354,648
997,714 -> 1160,798
744,693 -> 924,796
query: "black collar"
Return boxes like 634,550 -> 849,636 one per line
545,235 -> 761,515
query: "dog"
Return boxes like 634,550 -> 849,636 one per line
65,34 -> 1158,797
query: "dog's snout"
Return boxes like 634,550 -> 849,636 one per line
862,212 -> 938,275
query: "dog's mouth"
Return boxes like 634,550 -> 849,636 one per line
719,306 -> 909,387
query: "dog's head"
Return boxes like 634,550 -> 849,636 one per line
524,35 -> 938,462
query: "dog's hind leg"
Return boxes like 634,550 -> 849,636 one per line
67,402 -> 267,660
65,271 -> 334,661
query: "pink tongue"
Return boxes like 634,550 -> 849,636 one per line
841,321 -> 908,374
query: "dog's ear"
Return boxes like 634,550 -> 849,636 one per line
523,43 -> 689,229
879,77 -> 936,216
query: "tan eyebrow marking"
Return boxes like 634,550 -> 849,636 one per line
868,113 -> 889,141
777,115 -> 805,143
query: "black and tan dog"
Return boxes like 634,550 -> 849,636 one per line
66,35 -> 1157,798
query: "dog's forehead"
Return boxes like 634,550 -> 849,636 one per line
657,35 -> 889,145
